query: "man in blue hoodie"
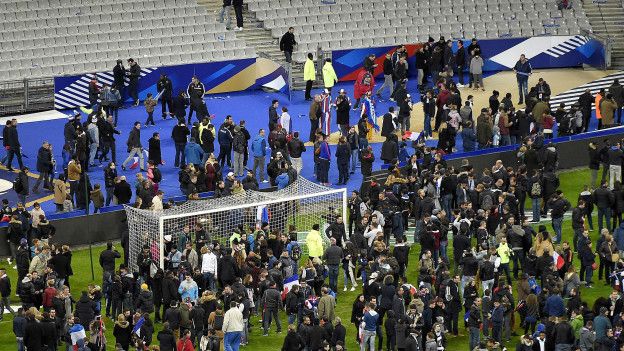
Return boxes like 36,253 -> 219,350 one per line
276,168 -> 290,190
251,129 -> 268,183
184,138 -> 204,166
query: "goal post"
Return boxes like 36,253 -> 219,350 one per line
124,178 -> 347,272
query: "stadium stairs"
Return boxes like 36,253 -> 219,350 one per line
195,0 -> 323,91
583,0 -> 624,68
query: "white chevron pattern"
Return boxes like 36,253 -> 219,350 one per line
549,71 -> 624,111
54,67 -> 155,110
544,35 -> 589,58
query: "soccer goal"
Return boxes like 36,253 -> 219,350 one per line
124,178 -> 347,272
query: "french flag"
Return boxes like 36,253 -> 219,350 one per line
132,316 -> 145,337
256,205 -> 271,223
69,324 -> 86,345
129,150 -> 150,170
552,251 -> 565,270
320,93 -> 331,136
281,274 -> 299,300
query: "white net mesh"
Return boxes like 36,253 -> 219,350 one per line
124,177 -> 347,272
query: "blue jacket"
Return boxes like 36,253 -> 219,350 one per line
276,173 -> 290,189
363,310 -> 379,331
318,141 -> 331,160
593,315 -> 612,340
218,125 -> 233,146
251,134 -> 267,157
544,294 -> 565,317
184,142 -> 204,165
514,60 -> 532,79
461,128 -> 476,151
615,222 -> 624,251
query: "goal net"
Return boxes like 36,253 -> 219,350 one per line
124,177 -> 347,272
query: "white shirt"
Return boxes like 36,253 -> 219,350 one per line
151,196 -> 163,212
201,252 -> 218,275
280,112 -> 291,133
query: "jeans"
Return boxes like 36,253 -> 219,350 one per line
105,186 -> 114,206
129,79 -> 138,104
288,313 -> 297,325
517,77 -> 528,102
33,171 -> 51,191
224,331 -> 241,351
6,148 -> 24,170
376,74 -> 394,97
318,159 -> 329,183
253,156 -> 265,181
610,164 -> 622,189
328,264 -> 339,292
284,51 -> 292,63
598,207 -> 612,232
234,4 -> 243,28
469,327 -> 480,351
499,134 -> 510,146
174,143 -> 186,168
482,279 -> 494,293
552,216 -> 563,243
499,263 -> 512,284
241,319 -> 248,344
442,194 -> 453,218
343,263 -> 356,288
555,344 -> 573,351
531,198 -> 540,221
361,330 -> 376,351
492,322 -> 502,343
219,5 -> 232,28
350,149 -> 358,172
123,147 -> 144,170
417,69 -> 424,86
424,114 -> 432,137
460,276 -> 474,300
263,308 -> 281,334
233,151 -> 245,176
203,272 -> 216,291
89,143 -> 98,165
585,265 -> 593,284
145,111 -> 155,125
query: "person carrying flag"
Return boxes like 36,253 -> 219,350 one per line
360,91 -> 379,140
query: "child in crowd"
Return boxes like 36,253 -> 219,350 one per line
144,93 -> 157,126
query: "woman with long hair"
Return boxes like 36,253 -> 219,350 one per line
524,294 -> 539,334
351,294 -> 366,342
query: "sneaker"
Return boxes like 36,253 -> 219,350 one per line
262,334 -> 268,337
343,287 -> 347,292
12,265 -> 16,269
236,27 -> 243,31
350,287 -> 356,291
262,180 -> 269,183
7,258 -> 11,264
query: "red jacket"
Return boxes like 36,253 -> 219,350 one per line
353,70 -> 375,99
43,287 -> 56,308
177,337 -> 195,351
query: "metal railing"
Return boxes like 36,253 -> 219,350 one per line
0,77 -> 55,116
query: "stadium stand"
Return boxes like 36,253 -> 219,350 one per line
0,0 -> 256,81
248,0 -> 592,63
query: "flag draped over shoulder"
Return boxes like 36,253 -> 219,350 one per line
320,94 -> 331,136
281,274 -> 300,300
361,96 -> 378,139
69,324 -> 86,345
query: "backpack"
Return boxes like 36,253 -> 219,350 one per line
481,192 -> 494,211
13,176 -> 23,193
531,182 -> 542,197
213,314 -> 224,331
152,167 -> 162,183
290,242 -> 301,261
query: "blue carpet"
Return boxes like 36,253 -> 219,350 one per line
1,72 -> 600,214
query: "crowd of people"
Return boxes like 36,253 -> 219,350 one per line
4,39 -> 624,351
6,120 -> 624,351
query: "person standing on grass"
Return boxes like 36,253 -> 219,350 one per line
547,190 -> 571,244
262,281 -> 283,336
223,301 -> 244,351
323,238 -> 343,293
121,122 -> 144,172
306,224 -> 324,261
